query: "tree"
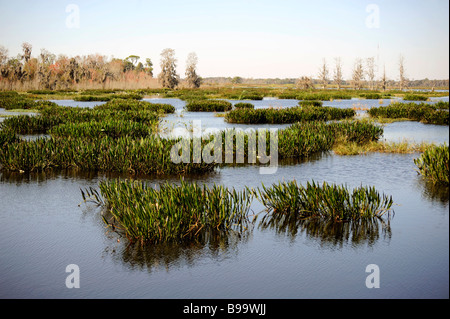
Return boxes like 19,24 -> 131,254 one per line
318,58 -> 329,89
21,42 -> 32,63
231,76 -> 243,84
185,52 -> 201,88
366,57 -> 376,90
158,48 -> 179,89
145,58 -> 153,77
398,55 -> 407,91
333,57 -> 343,90
351,58 -> 364,90
296,76 -> 313,90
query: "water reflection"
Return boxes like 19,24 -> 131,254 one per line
103,228 -> 252,273
259,214 -> 392,249
415,177 -> 449,206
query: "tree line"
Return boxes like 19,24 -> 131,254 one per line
0,43 -> 201,90
0,43 -> 447,91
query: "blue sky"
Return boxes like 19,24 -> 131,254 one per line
0,0 -> 448,80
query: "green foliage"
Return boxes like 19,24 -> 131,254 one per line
368,102 -> 449,125
82,179 -> 252,244
225,106 -> 355,124
185,100 -> 233,112
414,144 -> 449,185
255,180 -> 394,221
234,102 -> 255,109
403,94 -> 428,101
298,100 -> 323,107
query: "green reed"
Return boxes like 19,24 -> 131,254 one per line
83,179 -> 253,244
225,106 -> 355,124
254,180 -> 394,222
298,100 -> 323,107
0,127 -> 20,147
1,106 -> 160,134
403,94 -> 428,101
414,144 -> 449,185
234,102 -> 255,109
368,102 -> 449,125
49,119 -> 156,140
0,135 -> 216,174
94,98 -> 175,113
185,100 -> 233,112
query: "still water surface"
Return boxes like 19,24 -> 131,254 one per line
0,97 -> 448,299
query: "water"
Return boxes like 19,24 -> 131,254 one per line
0,97 -> 448,299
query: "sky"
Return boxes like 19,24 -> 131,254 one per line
0,0 -> 448,80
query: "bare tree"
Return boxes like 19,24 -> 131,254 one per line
366,57 -> 376,90
398,55 -> 407,91
185,52 -> 201,88
158,48 -> 179,89
296,76 -> 314,90
351,58 -> 365,90
318,58 -> 329,89
333,57 -> 343,90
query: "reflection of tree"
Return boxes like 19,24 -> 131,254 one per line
104,229 -> 252,273
259,213 -> 392,249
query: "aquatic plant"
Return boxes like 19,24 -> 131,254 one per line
298,100 -> 323,107
185,100 -> 233,112
82,179 -> 253,244
254,180 -> 394,222
403,94 -> 428,101
368,102 -> 449,125
225,106 -> 355,124
234,102 -> 255,109
414,144 -> 449,185
0,127 -> 20,147
95,98 -> 175,113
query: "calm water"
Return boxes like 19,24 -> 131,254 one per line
0,97 -> 448,299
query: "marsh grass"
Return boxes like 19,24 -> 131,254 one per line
254,180 -> 394,222
185,100 -> 233,112
82,179 -> 253,244
234,102 -> 255,109
225,106 -> 355,124
333,140 -> 434,156
414,144 -> 449,185
368,102 -> 449,125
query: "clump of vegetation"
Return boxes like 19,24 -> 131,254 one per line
359,93 -> 382,99
49,119 -> 156,140
414,144 -> 449,185
403,94 -> 428,101
185,100 -> 233,112
0,127 -> 20,147
82,179 -> 253,244
234,102 -> 255,109
73,92 -> 143,102
298,100 -> 323,107
96,98 -> 175,113
368,102 -> 449,125
254,180 -> 394,222
225,106 -> 355,124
